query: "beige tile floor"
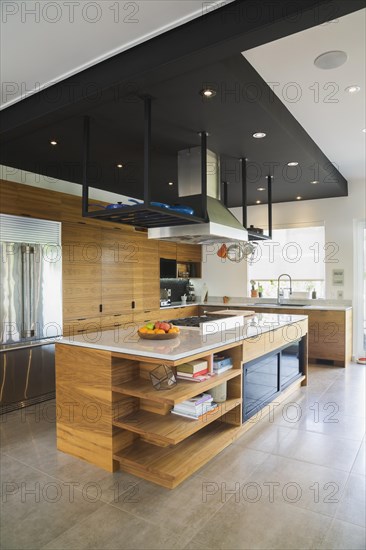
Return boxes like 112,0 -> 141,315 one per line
0,363 -> 365,550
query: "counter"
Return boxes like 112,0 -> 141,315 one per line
59,312 -> 307,361
201,303 -> 352,366
56,313 -> 308,487
203,300 -> 352,311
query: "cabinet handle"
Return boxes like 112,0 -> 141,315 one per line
113,314 -> 122,317
131,301 -> 136,309
99,304 -> 103,313
77,318 -> 87,321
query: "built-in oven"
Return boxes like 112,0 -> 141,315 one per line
160,258 -> 177,278
243,339 -> 304,421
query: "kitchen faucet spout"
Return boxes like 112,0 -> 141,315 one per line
277,273 -> 292,305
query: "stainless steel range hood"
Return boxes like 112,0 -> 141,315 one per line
148,147 -> 248,244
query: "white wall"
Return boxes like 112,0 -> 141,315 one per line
203,180 -> 365,302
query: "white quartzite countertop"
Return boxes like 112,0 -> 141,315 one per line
58,313 -> 307,361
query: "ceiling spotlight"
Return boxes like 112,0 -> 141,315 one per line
310,180 -> 319,185
363,128 -> 366,133
200,88 -> 216,98
257,187 -> 266,191
50,140 -> 58,146
345,85 -> 361,94
296,196 -> 302,200
287,161 -> 299,167
168,182 -> 174,186
253,132 -> 266,139
256,200 -> 261,204
314,50 -> 348,70
116,164 -> 123,168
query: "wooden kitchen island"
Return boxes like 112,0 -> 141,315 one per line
55,313 -> 308,488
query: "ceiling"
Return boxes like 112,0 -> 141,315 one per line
0,0 -> 364,209
0,0 -> 218,109
243,8 -> 366,186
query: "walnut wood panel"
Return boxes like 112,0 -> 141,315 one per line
159,241 -> 177,260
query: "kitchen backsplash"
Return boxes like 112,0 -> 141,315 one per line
160,278 -> 189,302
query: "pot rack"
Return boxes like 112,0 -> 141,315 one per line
81,96 -> 208,228
81,96 -> 273,238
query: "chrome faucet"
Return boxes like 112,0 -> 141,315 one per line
277,274 -> 292,305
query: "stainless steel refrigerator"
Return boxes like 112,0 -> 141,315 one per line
0,214 -> 62,413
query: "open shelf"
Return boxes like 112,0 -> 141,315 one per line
112,368 -> 241,406
113,420 -> 240,489
113,398 -> 241,446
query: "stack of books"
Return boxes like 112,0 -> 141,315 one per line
171,393 -> 218,420
176,359 -> 208,381
213,355 -> 233,374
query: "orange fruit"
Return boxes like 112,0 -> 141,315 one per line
146,329 -> 155,334
139,327 -> 148,333
156,329 -> 165,334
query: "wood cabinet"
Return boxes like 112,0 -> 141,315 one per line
159,241 -> 177,260
201,305 -> 352,367
176,243 -> 202,263
62,223 -> 103,320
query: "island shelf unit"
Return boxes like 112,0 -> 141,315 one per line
55,317 -> 308,489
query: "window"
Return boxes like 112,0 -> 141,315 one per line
248,226 -> 326,298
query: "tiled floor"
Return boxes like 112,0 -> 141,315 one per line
1,363 -> 365,549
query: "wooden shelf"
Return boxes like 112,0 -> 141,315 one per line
112,369 -> 241,406
113,420 -> 240,489
113,398 -> 240,446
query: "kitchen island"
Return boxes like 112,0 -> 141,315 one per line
56,313 -> 308,488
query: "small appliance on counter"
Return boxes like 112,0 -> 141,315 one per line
160,288 -> 171,307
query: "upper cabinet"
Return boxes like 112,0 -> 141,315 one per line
159,241 -> 177,260
176,243 -> 202,263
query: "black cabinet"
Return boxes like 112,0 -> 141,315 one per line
243,339 -> 304,421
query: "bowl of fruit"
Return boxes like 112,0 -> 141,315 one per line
138,321 -> 180,340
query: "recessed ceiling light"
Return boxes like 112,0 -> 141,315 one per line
50,140 -> 58,146
287,161 -> 299,167
253,132 -> 266,139
314,50 -> 348,70
310,180 -> 319,185
116,164 -> 123,168
256,200 -> 261,204
257,187 -> 266,191
168,182 -> 174,186
363,128 -> 366,133
296,196 -> 302,200
200,88 -> 216,98
345,85 -> 361,94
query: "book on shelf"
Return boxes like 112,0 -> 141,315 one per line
213,364 -> 233,374
177,359 -> 208,374
176,373 -> 215,382
171,403 -> 219,420
213,355 -> 233,369
174,399 -> 214,415
186,393 -> 213,405
176,368 -> 208,378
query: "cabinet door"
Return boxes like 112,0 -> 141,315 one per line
159,241 -> 177,259
176,243 -> 202,263
134,236 -> 160,311
101,228 -> 135,315
62,223 -> 102,320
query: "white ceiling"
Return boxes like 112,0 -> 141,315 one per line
1,0 -> 235,109
243,9 -> 366,184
